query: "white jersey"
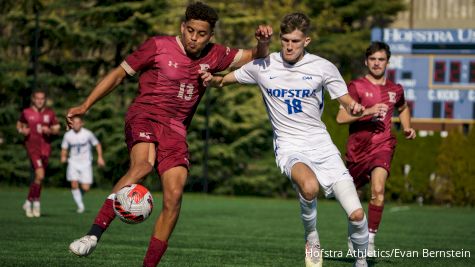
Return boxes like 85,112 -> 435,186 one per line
234,52 -> 348,158
61,128 -> 99,164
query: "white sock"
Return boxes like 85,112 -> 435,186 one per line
348,215 -> 369,258
299,193 -> 318,242
369,232 -> 376,243
71,188 -> 84,209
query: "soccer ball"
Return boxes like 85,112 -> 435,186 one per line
113,184 -> 154,224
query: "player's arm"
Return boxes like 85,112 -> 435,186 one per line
61,148 -> 68,164
336,94 -> 388,124
95,143 -> 106,167
231,25 -> 272,68
398,103 -> 416,139
16,121 -> 30,136
201,71 -> 238,88
66,66 -> 127,127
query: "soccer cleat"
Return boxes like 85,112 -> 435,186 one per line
23,200 -> 33,218
32,201 -> 41,217
367,240 -> 376,257
69,235 -> 98,257
77,206 -> 85,214
353,258 -> 368,267
305,240 -> 323,267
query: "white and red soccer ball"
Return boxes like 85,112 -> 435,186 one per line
113,184 -> 153,224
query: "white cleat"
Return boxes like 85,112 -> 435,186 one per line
22,200 -> 33,218
77,206 -> 85,214
305,241 -> 323,267
69,235 -> 98,257
32,201 -> 41,217
353,258 -> 368,267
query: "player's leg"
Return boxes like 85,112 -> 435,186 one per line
368,167 -> 388,255
69,142 -> 155,256
31,166 -> 45,217
143,166 -> 187,267
333,179 -> 369,267
71,180 -> 85,213
290,162 -> 322,267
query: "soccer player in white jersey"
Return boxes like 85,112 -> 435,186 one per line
61,116 -> 105,213
202,13 -> 388,267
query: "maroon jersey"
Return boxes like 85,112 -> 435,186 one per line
19,107 -> 59,158
121,36 -> 239,131
345,77 -> 405,164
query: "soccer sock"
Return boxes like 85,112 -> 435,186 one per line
299,193 -> 318,242
72,188 -> 84,209
88,194 -> 116,239
27,183 -> 42,201
348,215 -> 369,257
368,203 -> 384,234
143,236 -> 168,267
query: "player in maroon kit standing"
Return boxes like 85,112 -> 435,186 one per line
336,41 -> 416,256
67,2 -> 272,266
17,90 -> 61,218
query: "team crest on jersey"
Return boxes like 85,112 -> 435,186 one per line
43,115 -> 50,123
168,60 -> 178,68
200,64 -> 210,71
388,92 -> 397,103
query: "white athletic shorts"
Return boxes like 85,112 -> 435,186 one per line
66,162 -> 93,184
276,150 -> 353,198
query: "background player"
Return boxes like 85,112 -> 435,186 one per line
17,90 -> 60,217
66,2 -> 272,266
202,12 -> 388,267
61,116 -> 105,213
336,41 -> 416,256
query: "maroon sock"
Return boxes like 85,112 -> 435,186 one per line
27,183 -> 41,202
93,198 -> 116,230
143,237 -> 168,267
368,203 -> 384,233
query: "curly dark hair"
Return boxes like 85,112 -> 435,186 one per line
280,12 -> 311,35
185,2 -> 219,29
365,42 -> 391,60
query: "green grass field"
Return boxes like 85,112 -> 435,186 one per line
1,187 -> 474,267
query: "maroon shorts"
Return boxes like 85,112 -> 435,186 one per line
29,154 -> 49,170
347,149 -> 395,189
125,113 -> 190,176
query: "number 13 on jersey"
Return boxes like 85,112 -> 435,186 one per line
177,83 -> 194,100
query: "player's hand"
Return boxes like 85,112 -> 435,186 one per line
41,125 -> 51,135
255,25 -> 273,43
66,105 -> 87,129
404,128 -> 416,139
19,127 -> 30,136
364,103 -> 388,120
199,70 -> 213,87
348,101 -> 365,116
97,157 -> 106,168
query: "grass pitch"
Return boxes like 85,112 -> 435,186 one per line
0,187 -> 474,266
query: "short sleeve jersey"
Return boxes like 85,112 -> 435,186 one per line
121,36 -> 239,129
19,107 -> 59,157
234,52 -> 348,158
345,77 -> 406,162
61,128 -> 99,164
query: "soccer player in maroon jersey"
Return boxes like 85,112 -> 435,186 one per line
336,41 -> 416,256
17,90 -> 61,218
66,2 -> 272,266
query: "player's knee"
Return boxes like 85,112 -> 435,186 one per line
371,189 -> 385,205
300,180 -> 318,200
349,208 -> 365,221
129,161 -> 153,179
163,188 -> 184,212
